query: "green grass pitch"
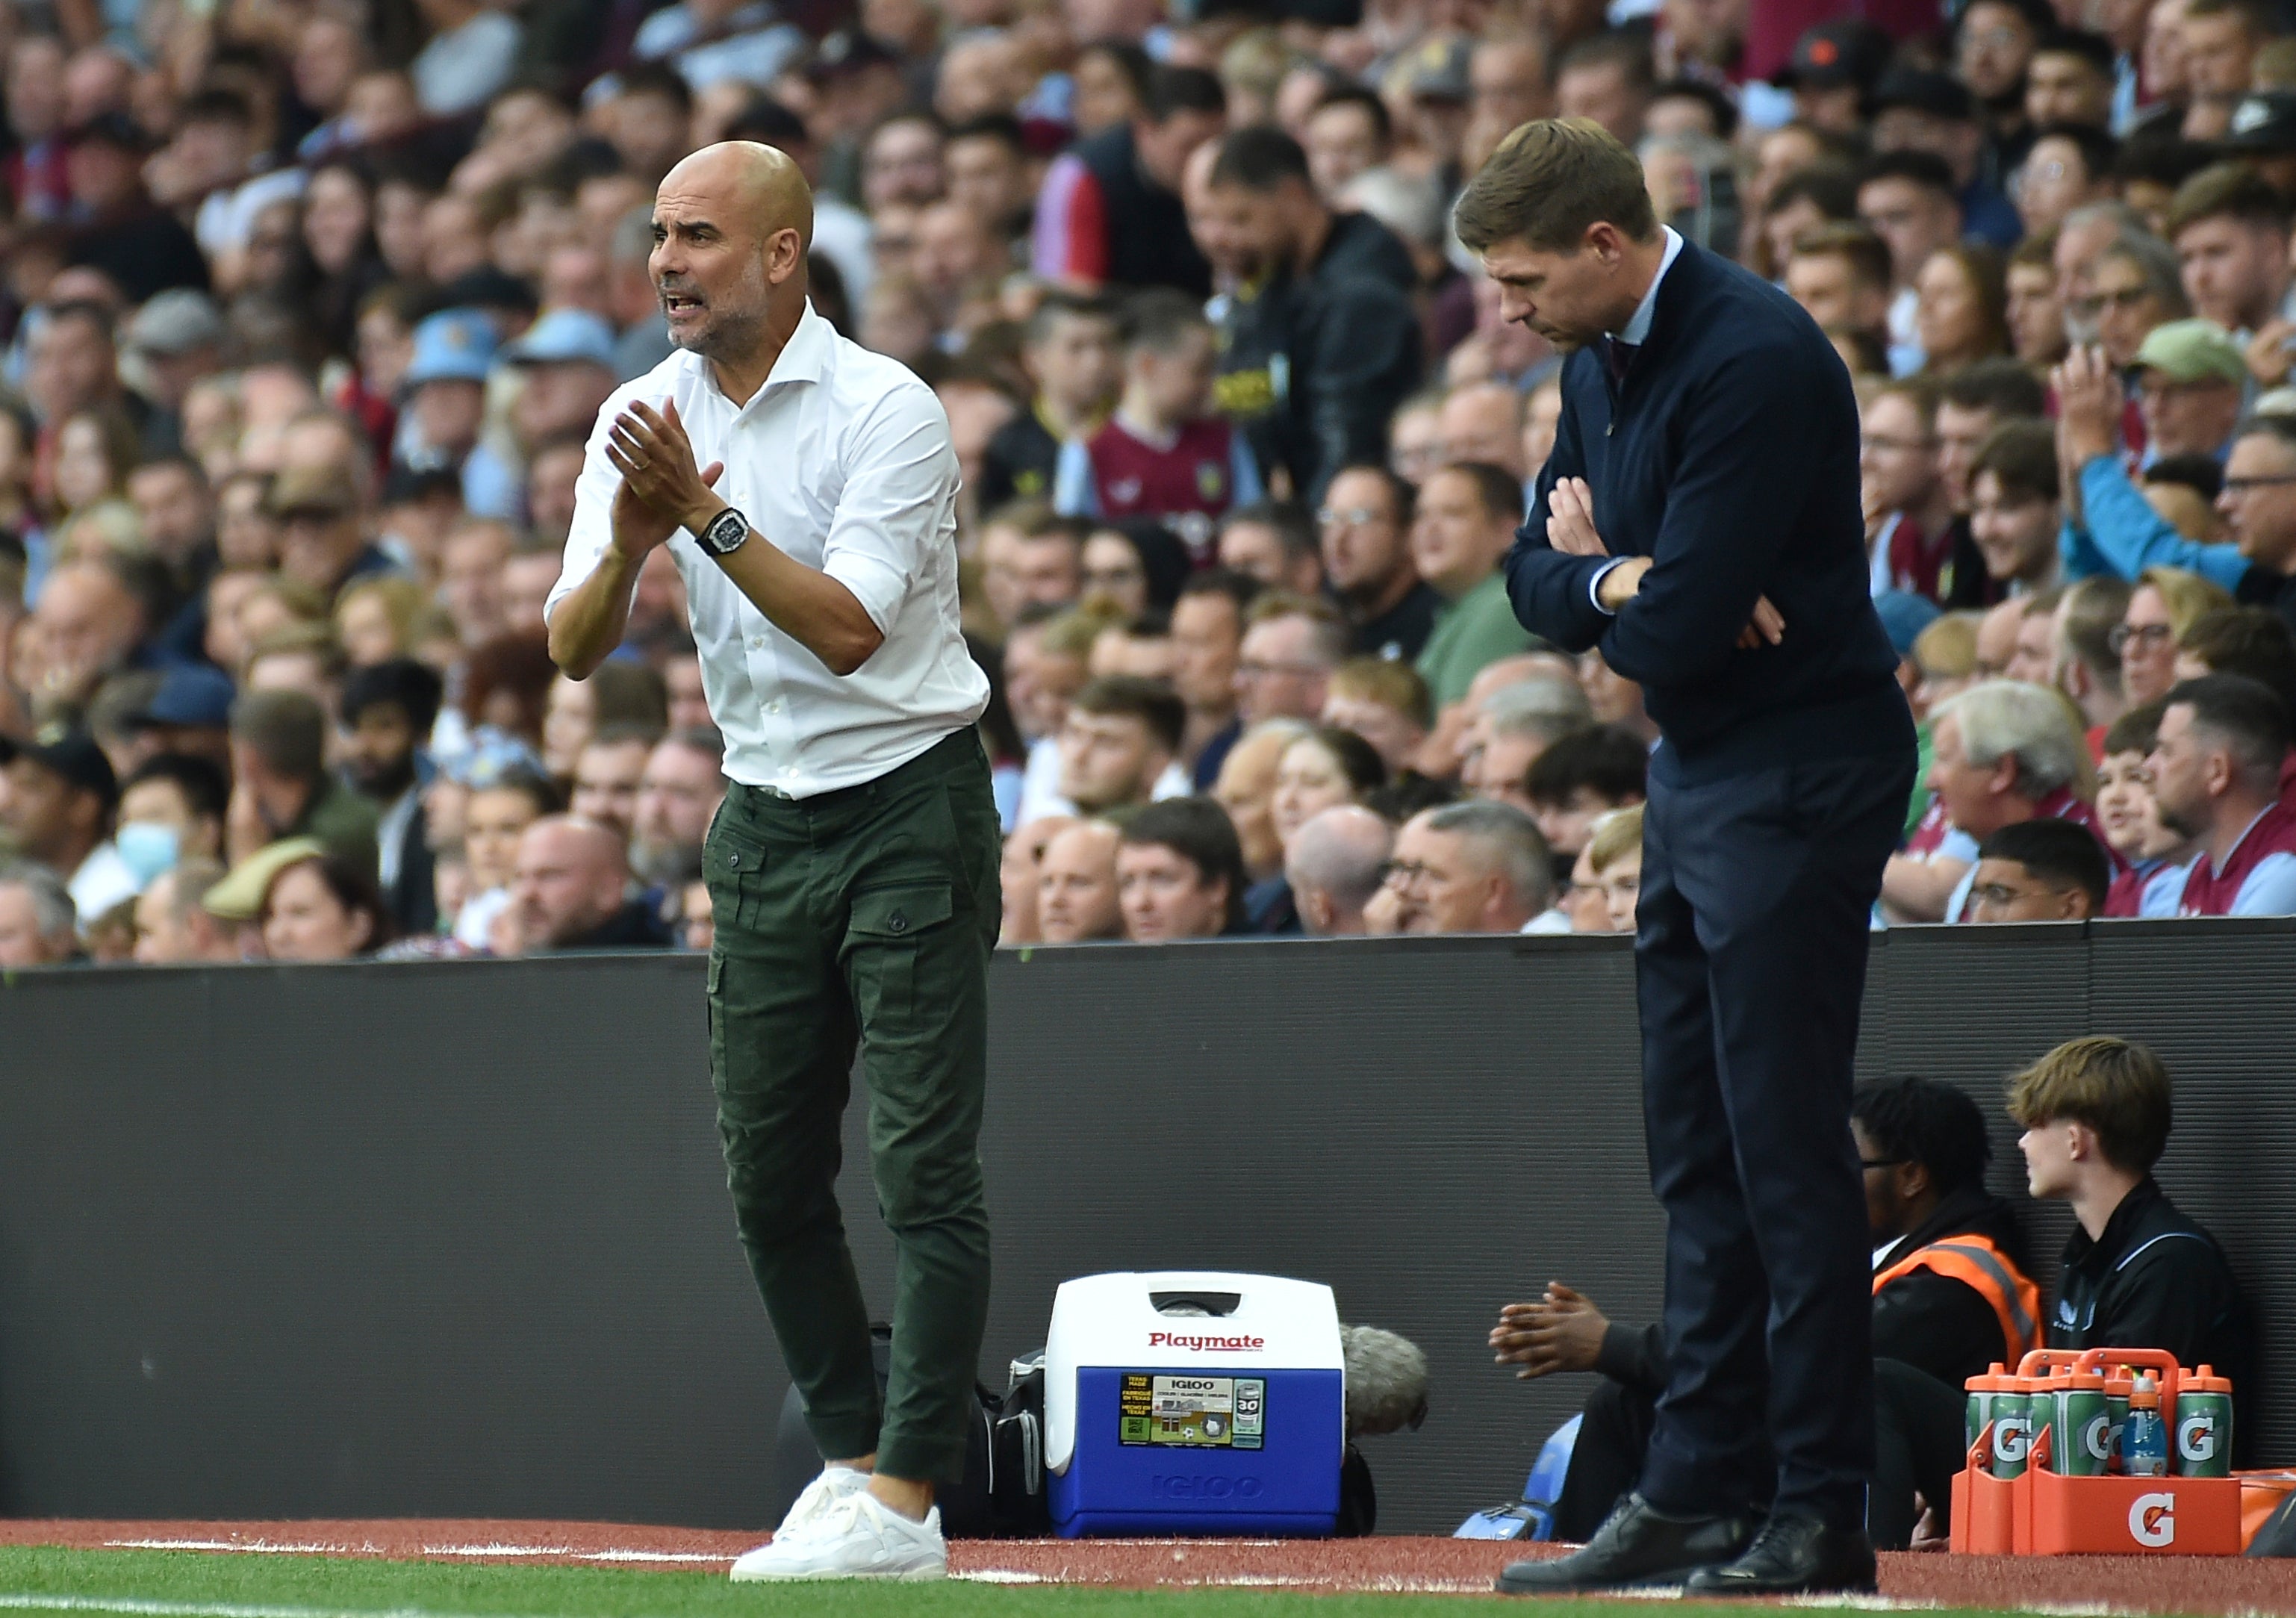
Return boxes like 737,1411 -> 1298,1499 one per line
0,1547 -> 2057,1618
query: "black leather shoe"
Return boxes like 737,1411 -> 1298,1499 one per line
1681,1513 -> 1877,1597
1496,1495 -> 1758,1593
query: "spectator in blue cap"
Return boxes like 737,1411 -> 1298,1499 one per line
395,308 -> 497,504
125,662 -> 237,772
475,308 -> 620,526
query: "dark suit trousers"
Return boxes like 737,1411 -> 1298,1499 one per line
1633,750 -> 1912,1531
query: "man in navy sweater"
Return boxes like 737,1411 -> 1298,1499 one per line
1456,120 -> 1916,1596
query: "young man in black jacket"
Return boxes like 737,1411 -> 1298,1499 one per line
1462,120 -> 1914,1594
1865,1036 -> 2253,1548
1496,1077 -> 2037,1546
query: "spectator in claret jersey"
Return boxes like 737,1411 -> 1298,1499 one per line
2147,673 -> 2296,915
2094,701 -> 2194,917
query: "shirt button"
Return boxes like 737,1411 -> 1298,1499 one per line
748,636 -> 766,650
768,700 -> 783,713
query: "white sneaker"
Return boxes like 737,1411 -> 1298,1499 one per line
775,1465 -> 871,1537
729,1489 -> 948,1582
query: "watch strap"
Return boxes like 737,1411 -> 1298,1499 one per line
699,506 -> 749,556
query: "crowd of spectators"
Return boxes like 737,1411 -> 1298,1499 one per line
5,0 -> 2296,965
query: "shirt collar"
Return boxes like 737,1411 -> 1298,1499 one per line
700,299 -> 831,406
1615,226 -> 1684,347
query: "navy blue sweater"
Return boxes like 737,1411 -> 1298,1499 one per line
1505,241 -> 1911,784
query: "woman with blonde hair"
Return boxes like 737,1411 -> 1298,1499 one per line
2118,565 -> 2235,707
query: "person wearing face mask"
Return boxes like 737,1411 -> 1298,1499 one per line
113,752 -> 228,889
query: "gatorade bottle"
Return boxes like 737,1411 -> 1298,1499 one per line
1965,1364 -> 2009,1453
2177,1366 -> 2235,1478
2050,1366 -> 2115,1477
2121,1371 -> 2169,1478
1991,1369 -> 2034,1480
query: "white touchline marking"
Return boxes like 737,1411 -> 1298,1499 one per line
99,1542 -> 727,1569
0,1595 -> 667,1618
953,1571 -> 1047,1584
100,1547 -> 377,1559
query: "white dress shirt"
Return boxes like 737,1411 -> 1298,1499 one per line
547,303 -> 988,799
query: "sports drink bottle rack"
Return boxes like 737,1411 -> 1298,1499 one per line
1950,1348 -> 2241,1555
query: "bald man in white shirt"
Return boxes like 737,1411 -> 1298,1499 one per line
547,142 -> 998,1584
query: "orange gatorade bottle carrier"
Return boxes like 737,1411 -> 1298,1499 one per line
1951,1348 -> 2244,1556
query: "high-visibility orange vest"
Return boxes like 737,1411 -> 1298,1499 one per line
1872,1233 -> 2041,1366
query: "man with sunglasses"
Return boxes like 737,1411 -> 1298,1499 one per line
2055,346 -> 2296,641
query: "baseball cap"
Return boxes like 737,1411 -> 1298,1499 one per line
1773,19 -> 1893,91
402,308 -> 499,389
2133,318 -> 2248,385
1407,34 -> 1472,102
1872,589 -> 1942,659
266,464 -> 361,520
126,289 -> 226,356
130,662 -> 237,729
505,307 -> 617,370
0,724 -> 119,812
1871,66 -> 1978,122
202,836 -> 326,922
2224,90 -> 2296,153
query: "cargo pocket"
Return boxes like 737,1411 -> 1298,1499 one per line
846,883 -> 953,1032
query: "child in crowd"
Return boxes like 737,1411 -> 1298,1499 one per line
2094,702 -> 2191,916
1053,289 -> 1262,554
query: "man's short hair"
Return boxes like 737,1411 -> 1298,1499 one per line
165,854 -> 228,918
1423,799 -> 1554,908
948,111 -> 1026,155
1861,149 -> 1959,203
1286,806 -> 1392,915
1071,674 -> 1187,753
1245,591 -> 1348,661
1555,31 -> 1656,91
617,60 -> 694,113
1940,680 -> 2087,797
2031,26 -> 2117,75
1222,498 -> 1320,564
1209,125 -> 1313,193
1870,373 -> 1941,427
0,859 -> 74,945
1119,796 -> 1246,927
2006,1034 -> 2173,1174
229,688 -> 329,782
1940,355 -> 2048,420
123,752 -> 229,824
2103,697 -> 2165,756
2144,452 -> 2224,504
2097,228 -> 2189,314
2185,0 -> 2274,33
2178,606 -> 2296,717
1328,462 -> 1415,528
2058,574 -> 2134,685
1523,723 -> 1649,807
1976,818 -> 2111,912
1484,675 -> 1594,740
1328,656 -> 1434,728
1852,1075 -> 1993,1196
340,656 -> 446,735
1176,565 -> 1263,619
1024,290 -> 1114,348
2112,136 -> 2216,192
2032,119 -> 2119,182
1313,83 -> 1392,148
1144,63 -> 1225,124
1789,222 -> 1893,292
1434,459 -> 1528,524
1452,117 -> 1658,254
1121,287 -> 1211,355
1768,162 -> 1862,224
1970,420 -> 2061,504
2165,671 -> 2293,789
2167,161 -> 2292,240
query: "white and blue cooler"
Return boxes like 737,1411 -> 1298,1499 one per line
1045,1270 -> 1345,1537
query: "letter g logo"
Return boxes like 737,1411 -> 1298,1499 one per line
2129,1492 -> 2176,1548
2180,1413 -> 2218,1463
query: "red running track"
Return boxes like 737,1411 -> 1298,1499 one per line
2,1522 -> 2295,1611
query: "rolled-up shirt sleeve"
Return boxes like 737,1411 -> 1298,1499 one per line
543,396 -> 635,626
820,385 -> 956,634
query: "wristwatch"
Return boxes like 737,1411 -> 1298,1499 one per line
696,505 -> 750,557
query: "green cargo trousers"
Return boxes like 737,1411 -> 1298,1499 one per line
703,727 -> 1001,1484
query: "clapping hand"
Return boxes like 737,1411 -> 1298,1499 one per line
1490,1282 -> 1611,1380
2050,346 -> 2123,471
1548,476 -> 1783,647
606,399 -> 726,558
